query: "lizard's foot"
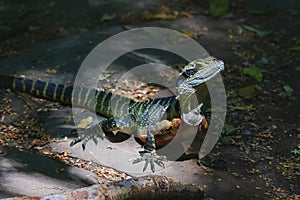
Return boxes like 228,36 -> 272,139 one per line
133,150 -> 167,172
69,124 -> 105,150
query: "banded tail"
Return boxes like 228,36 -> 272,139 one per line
0,74 -> 74,105
0,74 -> 180,120
0,74 -> 132,118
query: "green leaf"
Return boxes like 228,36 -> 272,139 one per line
288,45 -> 300,51
247,8 -> 266,15
228,104 -> 255,111
100,13 -> 116,23
291,149 -> 300,155
283,85 -> 294,94
243,25 -> 270,37
143,11 -> 177,20
243,65 -> 263,81
224,124 -> 237,134
239,85 -> 256,99
209,0 -> 229,17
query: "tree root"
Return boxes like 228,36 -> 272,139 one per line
12,176 -> 203,200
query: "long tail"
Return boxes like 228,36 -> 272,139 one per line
0,74 -> 73,105
0,74 -> 132,118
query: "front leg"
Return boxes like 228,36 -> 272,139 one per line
133,122 -> 168,172
70,114 -> 135,150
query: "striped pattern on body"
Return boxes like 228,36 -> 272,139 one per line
0,75 -> 180,120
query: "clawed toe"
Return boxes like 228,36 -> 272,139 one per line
69,135 -> 82,147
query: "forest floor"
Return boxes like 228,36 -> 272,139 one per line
0,0 -> 299,199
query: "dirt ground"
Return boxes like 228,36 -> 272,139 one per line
0,0 -> 299,199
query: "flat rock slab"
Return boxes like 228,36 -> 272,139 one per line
0,147 -> 98,199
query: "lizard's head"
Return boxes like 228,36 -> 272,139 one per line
176,56 -> 224,96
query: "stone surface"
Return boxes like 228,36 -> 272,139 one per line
0,1 -> 271,199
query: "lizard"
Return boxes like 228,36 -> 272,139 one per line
0,56 -> 224,172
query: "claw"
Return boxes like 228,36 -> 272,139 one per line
143,160 -> 149,172
150,161 -> 155,173
154,160 -> 165,168
82,138 -> 89,151
132,157 -> 143,164
92,137 -> 98,145
133,150 -> 167,172
69,136 -> 81,147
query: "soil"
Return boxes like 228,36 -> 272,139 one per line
0,0 -> 299,199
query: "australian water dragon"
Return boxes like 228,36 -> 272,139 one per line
0,56 -> 224,172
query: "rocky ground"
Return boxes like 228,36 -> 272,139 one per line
0,0 -> 299,199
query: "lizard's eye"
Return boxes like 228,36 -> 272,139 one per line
182,68 -> 198,78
